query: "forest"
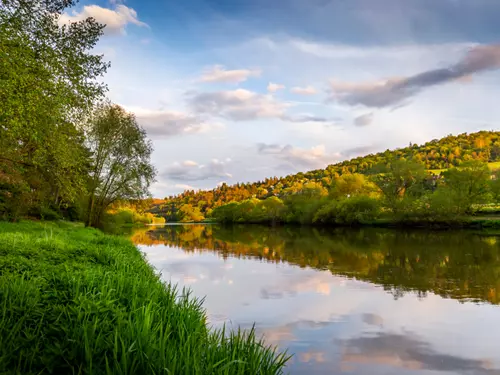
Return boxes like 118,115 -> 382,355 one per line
155,131 -> 500,225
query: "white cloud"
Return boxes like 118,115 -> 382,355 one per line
188,89 -> 335,124
199,65 -> 261,83
128,107 -> 222,139
267,82 -> 286,92
182,160 -> 199,167
162,159 -> 232,181
188,89 -> 288,121
290,39 -> 475,61
257,143 -> 340,169
59,4 -> 148,35
291,86 -> 317,95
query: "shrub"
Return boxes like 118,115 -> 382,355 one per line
314,196 -> 381,225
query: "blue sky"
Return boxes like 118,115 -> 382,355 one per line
62,0 -> 500,197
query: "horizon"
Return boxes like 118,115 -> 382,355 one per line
62,0 -> 500,197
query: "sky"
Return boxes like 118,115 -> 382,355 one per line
61,0 -> 500,197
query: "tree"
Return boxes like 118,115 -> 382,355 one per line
179,204 -> 204,222
489,171 -> 500,203
85,103 -> 156,227
330,173 -> 378,199
0,0 -> 108,219
371,160 -> 427,213
442,160 -> 491,214
261,196 -> 286,224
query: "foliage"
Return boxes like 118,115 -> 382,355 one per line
330,173 -> 378,199
84,103 -> 156,227
179,204 -> 205,222
489,173 -> 500,203
370,159 -> 427,213
0,0 -> 108,221
313,196 -> 381,225
0,221 -> 290,374
441,160 -> 491,214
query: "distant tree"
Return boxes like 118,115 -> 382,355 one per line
261,197 -> 286,224
442,160 -> 491,214
489,171 -> 500,203
371,160 -> 427,213
179,204 -> 204,222
330,173 -> 378,199
84,103 -> 156,227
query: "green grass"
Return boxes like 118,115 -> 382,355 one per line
0,221 -> 289,375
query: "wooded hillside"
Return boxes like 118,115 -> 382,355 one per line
155,131 -> 500,219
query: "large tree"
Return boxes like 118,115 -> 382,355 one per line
85,103 -> 156,227
0,0 -> 109,219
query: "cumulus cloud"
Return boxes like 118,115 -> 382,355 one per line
188,89 -> 335,124
199,65 -> 261,83
267,82 -> 286,93
188,89 -> 288,121
162,159 -> 232,181
130,108 -> 221,139
257,143 -> 340,169
59,4 -> 148,35
328,44 -> 500,109
354,113 -> 374,126
291,86 -> 317,95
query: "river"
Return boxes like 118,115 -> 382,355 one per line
130,224 -> 500,375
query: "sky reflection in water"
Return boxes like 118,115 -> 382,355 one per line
133,224 -> 500,375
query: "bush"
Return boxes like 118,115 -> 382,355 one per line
40,206 -> 63,221
314,196 -> 381,225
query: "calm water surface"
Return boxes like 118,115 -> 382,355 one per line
131,224 -> 500,375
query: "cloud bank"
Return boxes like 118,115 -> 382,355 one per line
328,44 -> 500,108
162,159 -> 232,181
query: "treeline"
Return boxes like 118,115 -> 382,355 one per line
158,131 -> 500,217
0,0 -> 155,227
210,160 -> 500,226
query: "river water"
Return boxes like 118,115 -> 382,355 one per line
131,224 -> 500,375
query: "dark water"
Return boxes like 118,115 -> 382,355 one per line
131,224 -> 500,375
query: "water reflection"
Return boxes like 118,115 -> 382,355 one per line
340,331 -> 499,374
133,224 -> 500,374
132,224 -> 500,305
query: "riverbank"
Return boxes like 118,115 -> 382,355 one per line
0,221 -> 289,374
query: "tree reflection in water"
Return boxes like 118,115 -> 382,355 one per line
131,224 -> 500,305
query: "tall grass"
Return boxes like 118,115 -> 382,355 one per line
0,221 -> 289,374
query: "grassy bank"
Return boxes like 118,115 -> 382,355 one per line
0,221 -> 289,374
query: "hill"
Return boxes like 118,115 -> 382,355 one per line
154,131 -> 500,218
